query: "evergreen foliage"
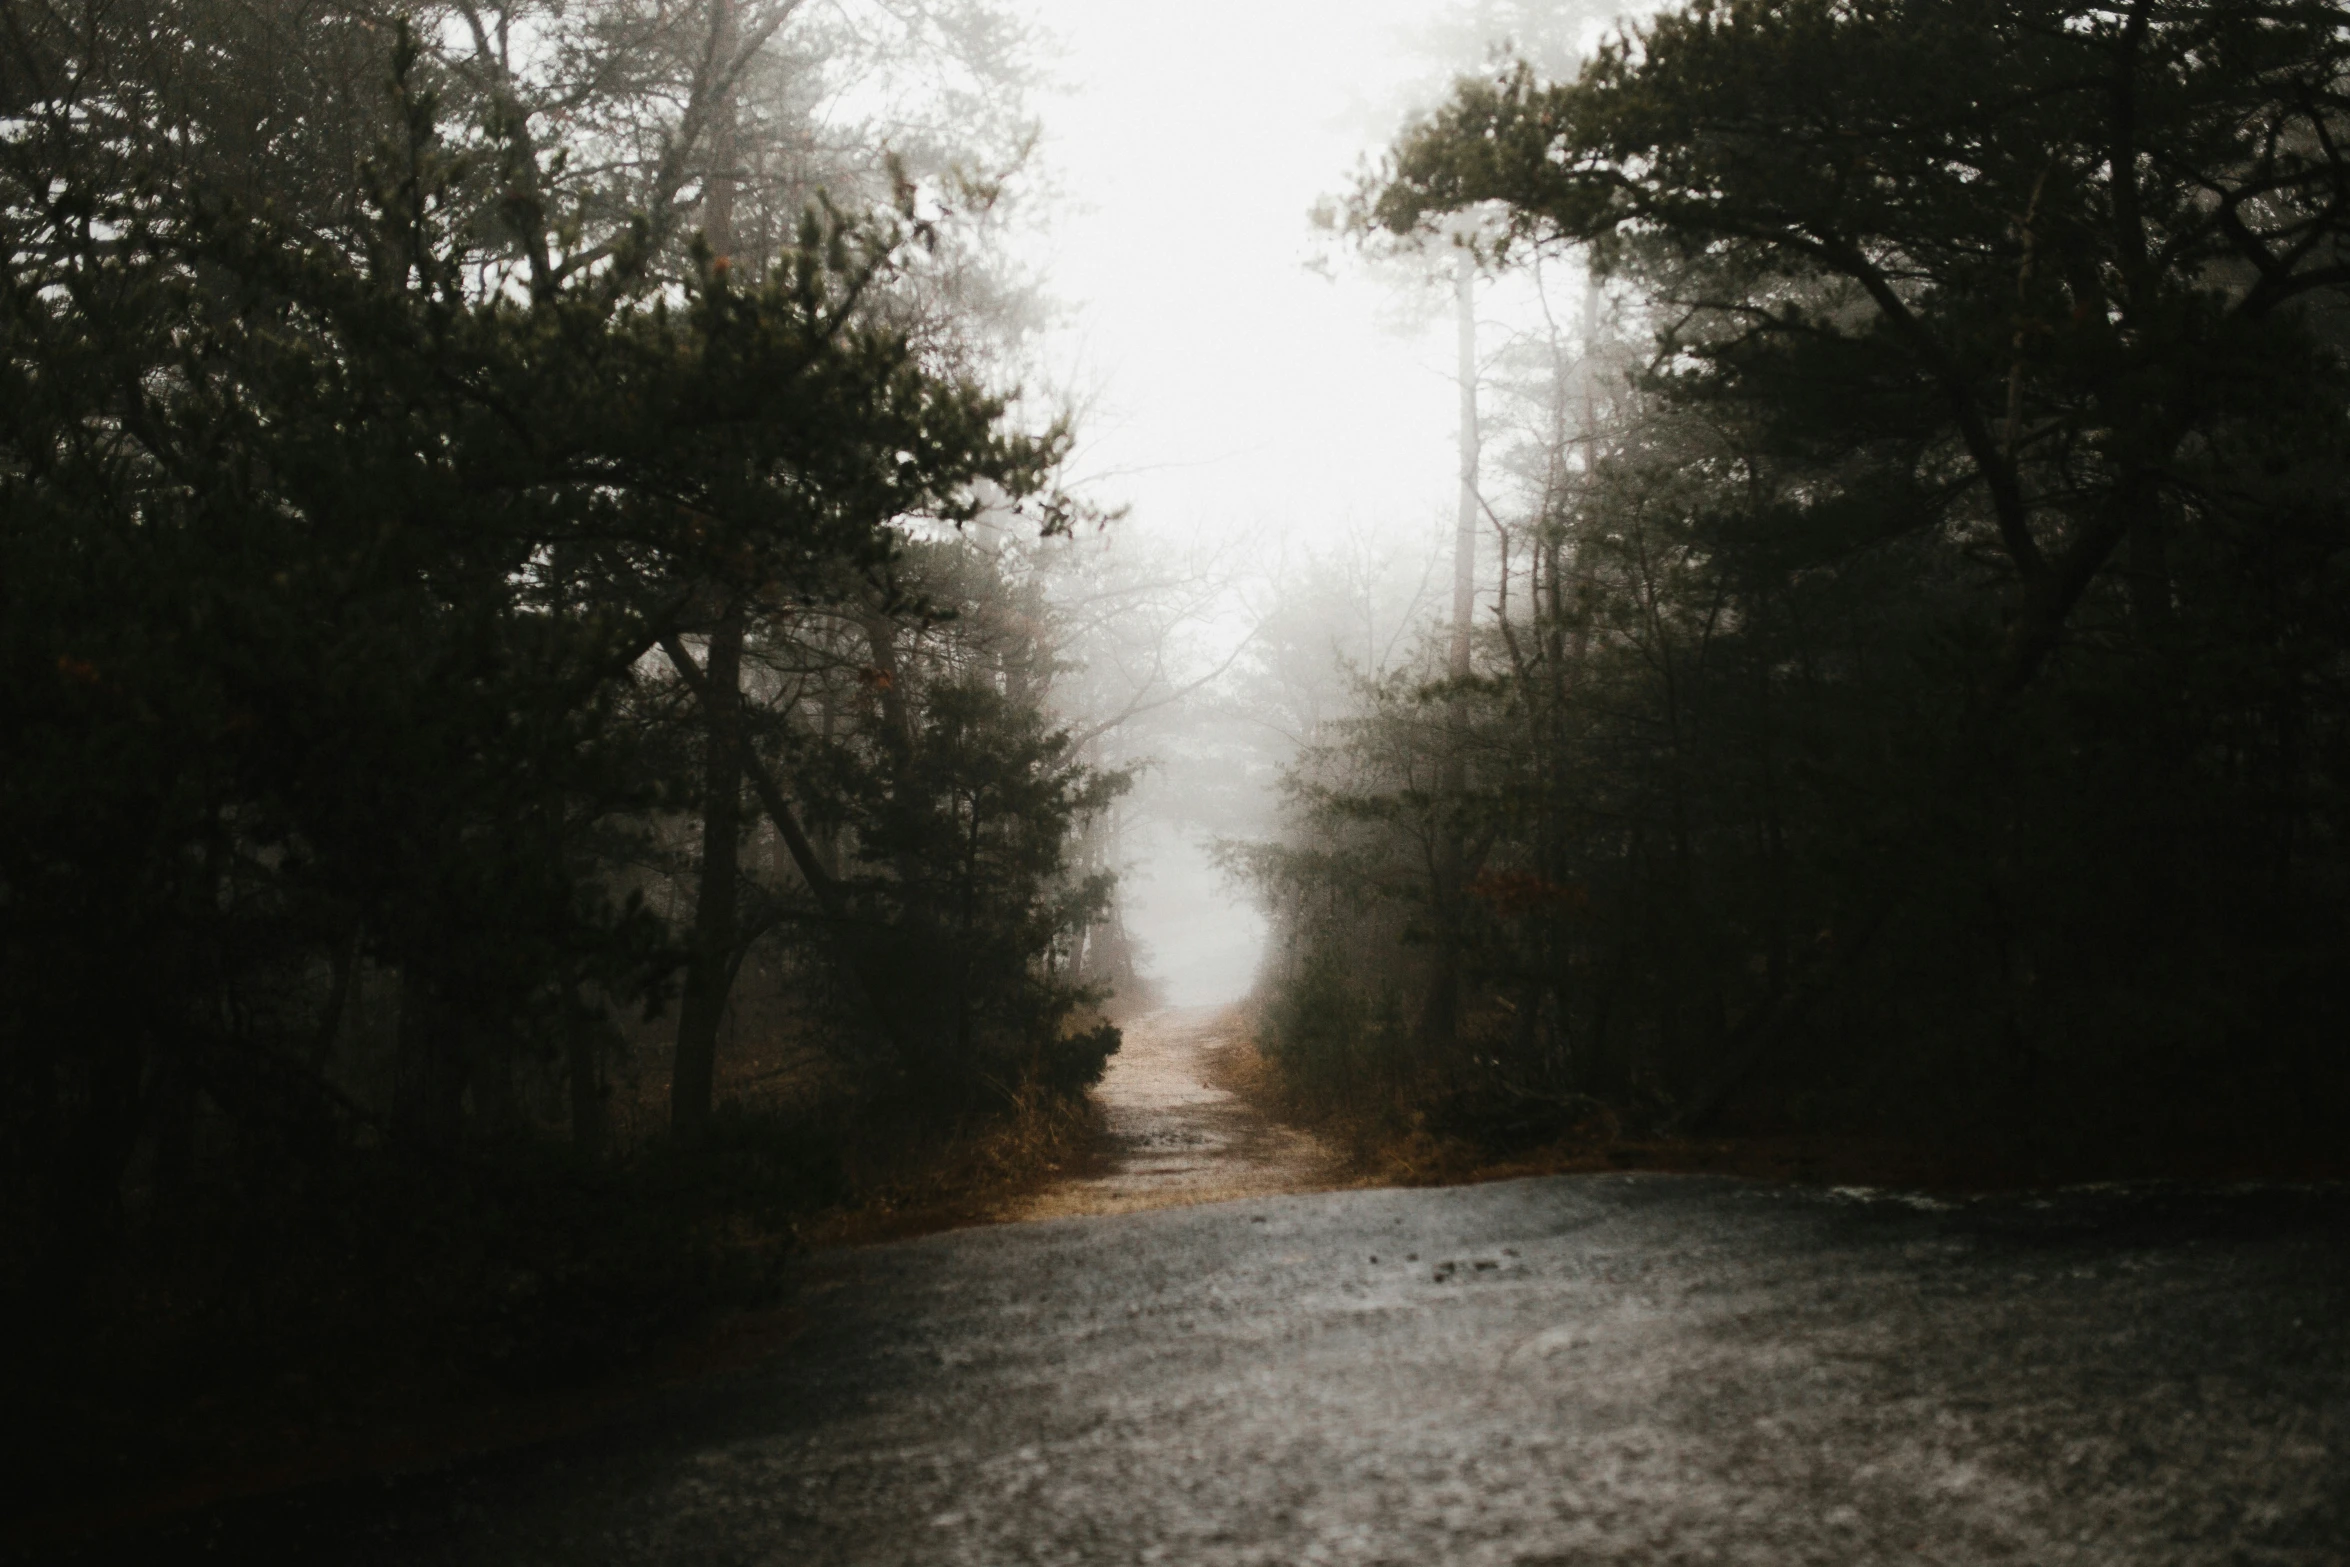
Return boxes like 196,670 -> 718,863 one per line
1,4 -> 1118,1388
1248,0 -> 2350,1169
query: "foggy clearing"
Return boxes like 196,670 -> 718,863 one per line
7,0 -> 2349,1562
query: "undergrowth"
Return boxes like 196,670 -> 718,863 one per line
1220,1001 -> 2350,1197
15,1073 -> 1105,1536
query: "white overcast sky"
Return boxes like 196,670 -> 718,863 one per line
1007,2 -> 1604,1003
1016,0 -> 1474,565
1004,1 -> 1467,1005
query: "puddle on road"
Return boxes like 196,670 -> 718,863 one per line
1008,1008 -> 1341,1221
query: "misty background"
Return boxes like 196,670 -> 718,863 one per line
1016,0 -> 1607,1006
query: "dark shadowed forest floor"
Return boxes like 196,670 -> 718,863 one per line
14,1063 -> 1104,1553
44,1171 -> 2350,1565
19,1009 -> 1317,1552
20,1009 -> 2350,1564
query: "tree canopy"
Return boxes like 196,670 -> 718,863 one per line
1,6 -> 1120,1384
1242,0 -> 2350,1170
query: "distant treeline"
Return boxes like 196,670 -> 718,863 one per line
0,0 -> 1120,1400
1245,0 -> 2350,1173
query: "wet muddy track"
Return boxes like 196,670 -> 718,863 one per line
1010,1007 -> 1339,1221
73,1175 -> 2350,1565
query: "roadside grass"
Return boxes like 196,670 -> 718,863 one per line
796,1079 -> 1110,1247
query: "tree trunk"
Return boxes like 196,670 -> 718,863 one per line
393,974 -> 469,1152
1426,243 -> 1480,1052
38,1030 -> 145,1323
2126,508 -> 2173,645
705,0 -> 739,263
857,606 -> 961,1085
567,1002 -> 609,1158
672,603 -> 745,1140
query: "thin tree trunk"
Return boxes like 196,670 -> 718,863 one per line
858,606 -> 959,1084
1425,243 -> 1479,1051
39,1029 -> 145,1322
670,22 -> 743,1142
393,974 -> 469,1152
672,602 -> 745,1140
659,630 -> 922,1064
567,1002 -> 609,1158
704,0 -> 739,264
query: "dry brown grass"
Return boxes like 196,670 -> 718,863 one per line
797,1084 -> 1112,1247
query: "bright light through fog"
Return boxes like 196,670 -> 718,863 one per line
1024,0 -> 1462,550
1021,1 -> 1481,1007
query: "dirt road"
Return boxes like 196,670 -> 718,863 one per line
65,1016 -> 2350,1566
1011,1007 -> 1337,1221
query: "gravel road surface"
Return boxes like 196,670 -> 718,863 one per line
73,1014 -> 2350,1565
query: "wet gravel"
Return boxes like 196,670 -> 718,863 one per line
89,1174 -> 2350,1565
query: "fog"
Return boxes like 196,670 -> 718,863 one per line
1021,1 -> 1494,1007
1116,818 -> 1263,1008
1024,0 -> 1464,544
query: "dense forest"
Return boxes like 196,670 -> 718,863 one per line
1245,0 -> 2350,1177
9,0 -> 2350,1527
0,0 -> 1159,1477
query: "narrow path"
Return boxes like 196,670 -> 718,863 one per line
1011,1006 -> 1338,1221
